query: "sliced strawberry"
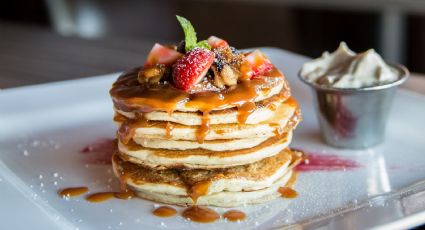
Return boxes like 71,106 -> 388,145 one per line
240,50 -> 273,79
207,36 -> 229,49
172,48 -> 215,91
144,43 -> 183,67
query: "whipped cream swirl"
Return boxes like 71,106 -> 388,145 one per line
300,42 -> 400,88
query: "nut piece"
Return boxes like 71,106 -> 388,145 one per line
212,64 -> 240,88
220,65 -> 239,86
212,66 -> 225,89
138,64 -> 167,84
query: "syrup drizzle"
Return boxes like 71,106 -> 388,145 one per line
197,111 -> 211,143
188,181 -> 211,203
86,192 -> 115,203
118,118 -> 149,145
237,101 -> 256,124
278,187 -> 298,198
152,206 -> 177,217
278,169 -> 299,199
182,206 -> 220,223
58,187 -> 88,198
223,210 -> 246,222
165,122 -> 174,139
111,67 -> 286,143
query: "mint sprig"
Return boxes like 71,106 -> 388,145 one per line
176,15 -> 211,52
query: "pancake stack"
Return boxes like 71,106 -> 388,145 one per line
109,17 -> 302,207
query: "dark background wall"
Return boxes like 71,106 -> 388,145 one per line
1,0 -> 424,73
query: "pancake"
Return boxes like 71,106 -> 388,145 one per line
117,102 -> 300,143
131,172 -> 291,207
112,149 -> 302,207
108,40 -> 303,209
118,132 -> 292,169
114,89 -> 292,126
110,66 -> 289,113
134,137 -> 269,151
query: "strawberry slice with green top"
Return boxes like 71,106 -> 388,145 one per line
171,16 -> 215,91
144,43 -> 182,67
172,48 -> 214,91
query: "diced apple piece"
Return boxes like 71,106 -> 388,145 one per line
144,43 -> 183,67
207,36 -> 229,49
240,50 -> 273,79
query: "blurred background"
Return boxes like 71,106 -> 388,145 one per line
1,0 -> 425,88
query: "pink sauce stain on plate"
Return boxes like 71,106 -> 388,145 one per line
80,138 -> 117,165
293,148 -> 361,172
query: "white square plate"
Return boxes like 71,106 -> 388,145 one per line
1,48 -> 425,230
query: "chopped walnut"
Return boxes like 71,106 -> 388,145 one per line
212,66 -> 225,89
220,65 -> 239,86
138,64 -> 168,84
213,46 -> 244,72
212,64 -> 240,88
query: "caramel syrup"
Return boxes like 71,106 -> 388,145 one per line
268,103 -> 277,111
86,192 -> 115,203
113,113 -> 127,122
215,129 -> 226,135
165,122 -> 174,139
189,181 -> 211,203
152,206 -> 177,217
279,171 -> 298,199
115,172 -> 134,200
278,187 -> 298,199
118,117 -> 149,144
286,171 -> 298,188
182,206 -> 220,223
58,187 -> 88,197
110,67 -> 286,144
114,190 -> 135,200
197,111 -> 211,143
223,210 -> 246,222
119,172 -> 130,191
237,101 -> 256,124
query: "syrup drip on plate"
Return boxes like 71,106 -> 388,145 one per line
58,187 -> 88,197
223,210 -> 246,222
152,206 -> 178,217
114,190 -> 135,200
182,206 -> 220,223
86,192 -> 115,203
278,187 -> 298,199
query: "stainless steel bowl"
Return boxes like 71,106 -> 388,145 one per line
298,64 -> 410,149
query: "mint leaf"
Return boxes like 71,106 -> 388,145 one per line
176,15 -> 197,52
176,15 -> 211,51
196,40 -> 211,50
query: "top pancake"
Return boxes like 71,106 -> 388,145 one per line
110,66 -> 290,113
115,93 -> 293,126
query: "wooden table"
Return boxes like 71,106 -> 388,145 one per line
0,21 -> 424,95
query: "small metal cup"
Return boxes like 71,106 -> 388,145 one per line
299,64 -> 409,149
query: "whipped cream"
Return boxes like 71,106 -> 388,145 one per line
300,42 -> 400,88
